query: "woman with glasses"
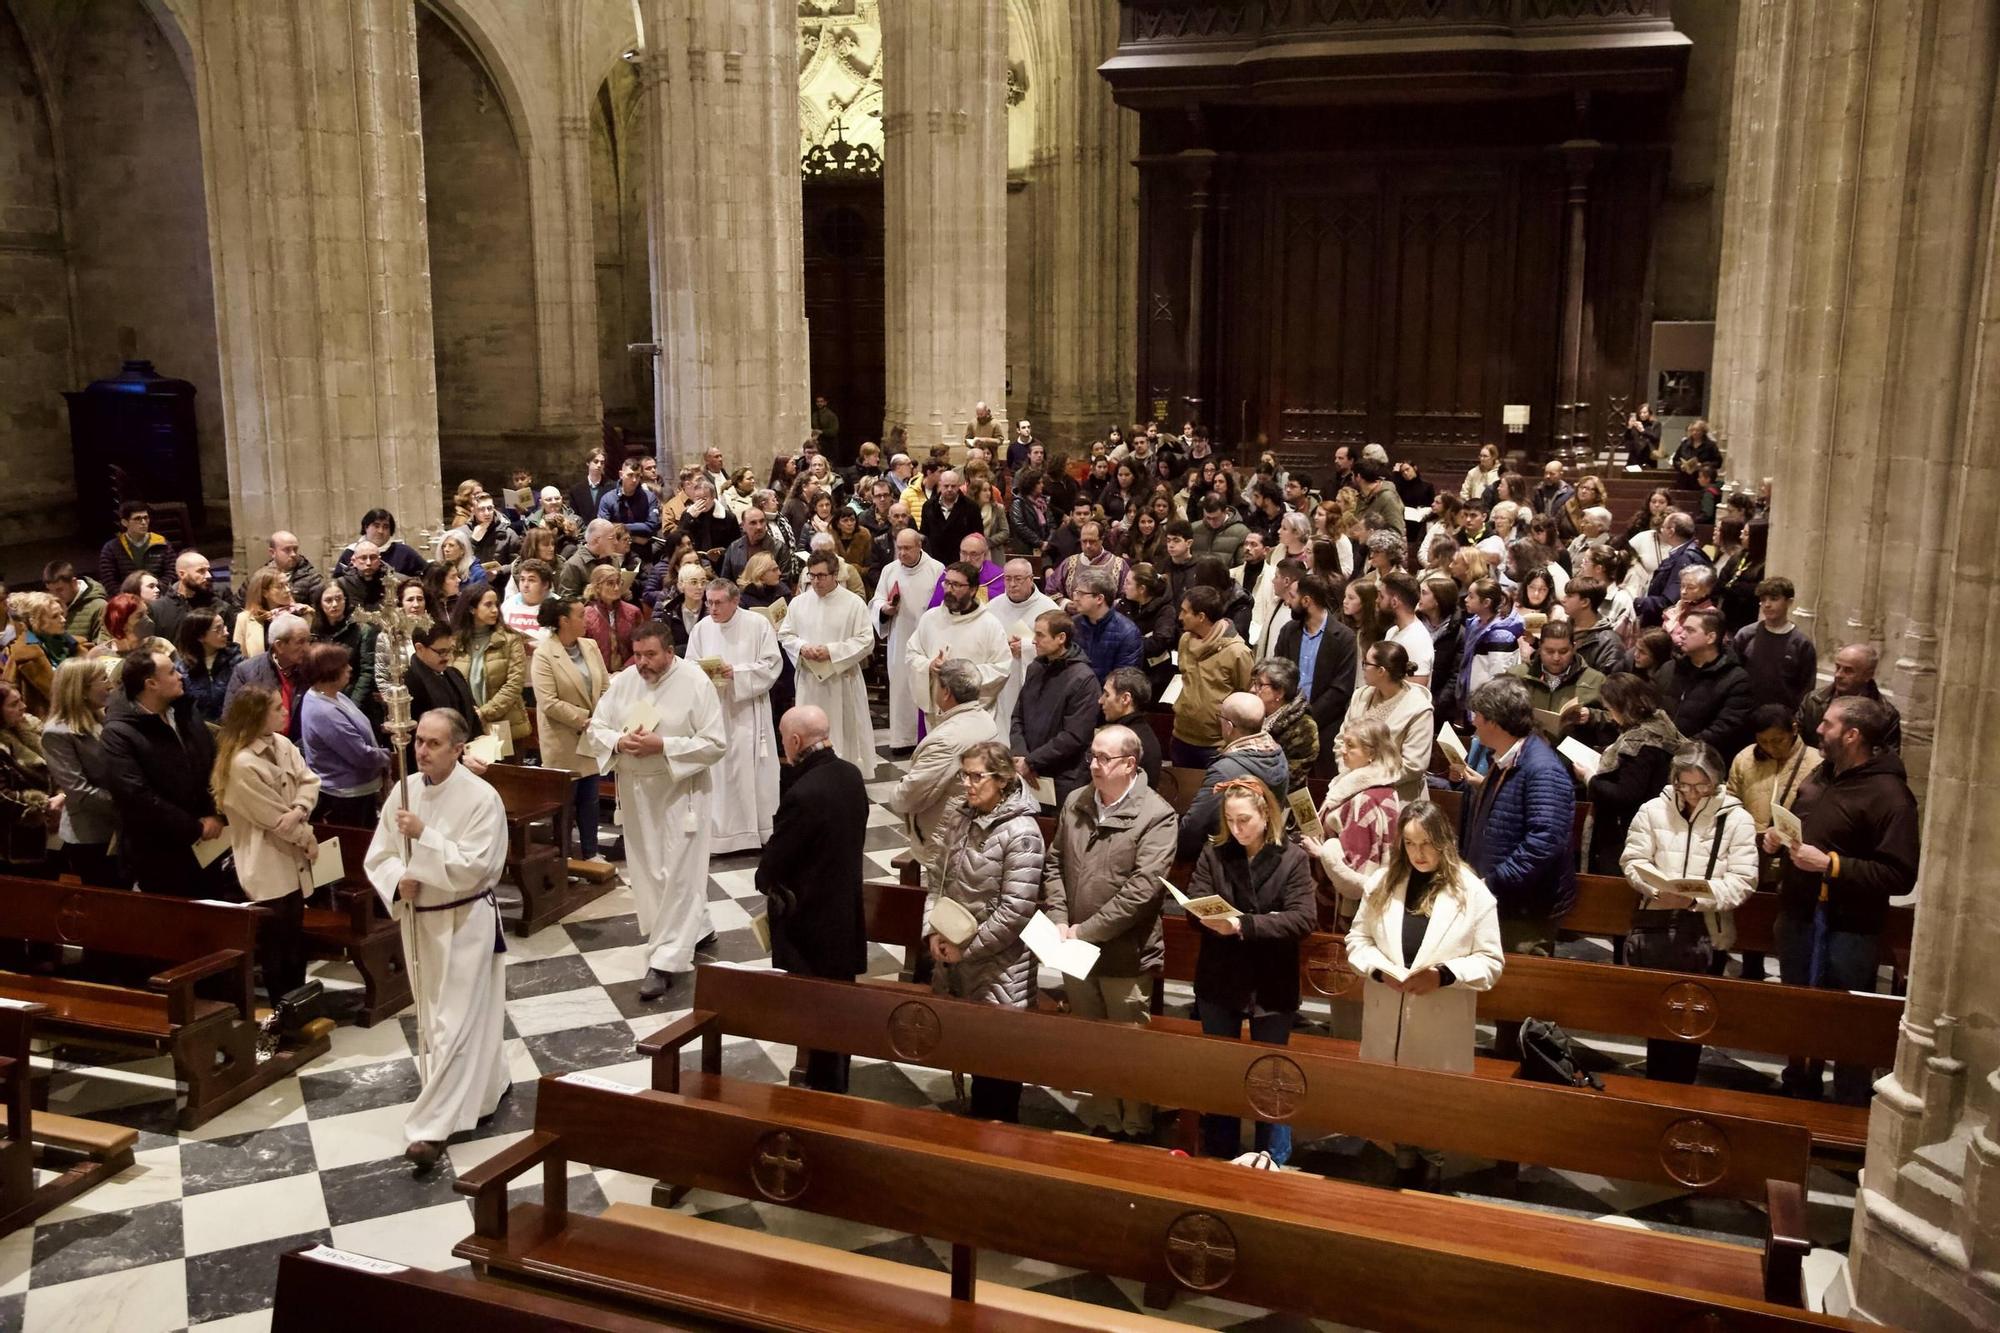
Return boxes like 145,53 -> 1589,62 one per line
1185,776 -> 1315,1163
925,739 -> 1044,1123
1618,742 -> 1757,1083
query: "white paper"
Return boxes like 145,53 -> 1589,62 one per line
1771,803 -> 1803,848
625,697 -> 661,735
0,996 -> 35,1010
191,898 -> 253,909
750,912 -> 772,952
300,1244 -> 408,1276
465,733 -> 503,765
1557,736 -> 1601,772
1403,505 -> 1431,522
1160,675 -> 1184,706
1034,777 -> 1058,808
558,1072 -> 642,1095
192,835 -> 230,868
1021,910 -> 1101,980
1165,877 -> 1241,922
311,837 -> 345,888
801,654 -> 840,682
1435,722 -> 1467,766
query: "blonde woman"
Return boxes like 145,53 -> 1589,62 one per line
438,529 -> 488,590
1345,800 -> 1504,1186
233,566 -> 297,659
213,685 -> 320,1001
1301,716 -> 1403,918
39,658 -> 116,883
0,682 -> 57,873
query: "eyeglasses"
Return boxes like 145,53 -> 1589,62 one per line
1088,753 -> 1131,767
1672,777 -> 1715,794
943,580 -> 971,592
959,770 -> 1001,785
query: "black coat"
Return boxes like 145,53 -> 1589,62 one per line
758,747 -> 868,978
99,696 -> 218,894
1010,645 -> 1101,806
1582,736 -> 1676,875
1665,650 -> 1754,761
1275,615 -> 1358,757
407,658 -> 481,734
1120,594 -> 1181,699
1778,750 -> 1920,935
1189,840 -> 1317,1016
920,496 -> 985,566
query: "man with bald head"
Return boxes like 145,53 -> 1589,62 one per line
985,557 -> 1056,738
1177,691 -> 1294,861
1797,642 -> 1902,751
758,705 -> 869,1091
151,548 -> 237,641
927,531 -> 1004,609
252,530 -> 325,612
869,526 -> 943,750
921,468 -> 983,565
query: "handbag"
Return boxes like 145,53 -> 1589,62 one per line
1516,1017 -> 1604,1091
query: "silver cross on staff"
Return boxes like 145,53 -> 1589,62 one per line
357,594 -> 434,857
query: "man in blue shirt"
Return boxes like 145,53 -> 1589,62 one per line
1069,568 -> 1142,681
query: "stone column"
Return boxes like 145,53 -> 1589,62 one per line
634,0 -> 808,471
1022,0 -> 1138,452
1713,2 -> 2000,1325
179,0 -> 442,568
882,0 -> 1008,453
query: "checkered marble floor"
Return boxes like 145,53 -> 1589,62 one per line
5,735 -> 1862,1333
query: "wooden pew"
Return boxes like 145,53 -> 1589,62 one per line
271,1244 -> 688,1332
0,1002 -> 138,1236
455,1073 -> 1847,1330
307,824 -> 411,1027
0,876 -> 329,1129
484,762 -> 615,935
1153,915 -> 1878,1154
645,966 -> 1810,1203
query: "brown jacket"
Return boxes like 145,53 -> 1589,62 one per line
452,627 -> 530,742
219,735 -> 321,901
1172,622 -> 1253,749
530,635 -> 609,776
1042,773 -> 1178,977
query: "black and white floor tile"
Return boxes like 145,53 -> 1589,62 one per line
8,735 -> 1860,1332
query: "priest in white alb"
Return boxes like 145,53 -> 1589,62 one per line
364,708 -> 510,1173
906,561 -> 1011,728
686,577 -> 781,853
985,557 -> 1056,740
779,550 -> 875,770
581,621 -> 727,1001
869,527 -> 942,750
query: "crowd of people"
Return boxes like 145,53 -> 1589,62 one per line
0,413 -> 1921,1175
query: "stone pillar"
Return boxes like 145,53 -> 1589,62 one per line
1022,0 -> 1138,452
1713,2 -> 2000,1325
528,106 -> 604,443
882,0 -> 1008,453
179,0 -> 442,568
634,0 -> 808,471
1552,140 -> 1598,463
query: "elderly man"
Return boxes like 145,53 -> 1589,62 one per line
1797,642 -> 1902,750
583,622 -> 728,1001
1177,692 -> 1292,860
365,708 -> 510,1172
907,562 -> 1011,726
151,549 -> 237,641
338,540 -> 391,612
225,613 -> 313,740
720,505 -> 787,583
870,527 -> 943,750
1636,512 -> 1711,625
1567,505 -> 1614,569
556,519 -> 621,599
887,660 -> 997,881
1046,521 -> 1130,608
97,500 -> 174,591
1768,696 -> 1919,1104
928,533 -> 1004,608
700,445 -> 730,498
1011,610 -> 1101,808
1043,723 -> 1176,1139
686,578 -> 783,854
780,551 -> 875,770
985,558 -> 1057,739
963,401 -> 1003,445
920,469 -> 983,565
100,648 -> 221,895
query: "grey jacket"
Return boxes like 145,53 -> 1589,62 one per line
929,785 -> 1044,1008
40,721 -> 118,847
1042,773 -> 1177,977
1178,730 -> 1293,861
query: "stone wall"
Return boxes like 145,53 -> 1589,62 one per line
418,4 -> 540,489
590,61 -> 651,441
1649,0 -> 1737,324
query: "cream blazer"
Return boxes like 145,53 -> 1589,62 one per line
1345,866 -> 1504,1074
221,735 -> 321,901
530,635 -> 609,776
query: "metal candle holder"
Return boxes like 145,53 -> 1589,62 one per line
357,597 -> 433,856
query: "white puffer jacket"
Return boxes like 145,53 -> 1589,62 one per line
1619,787 -> 1758,946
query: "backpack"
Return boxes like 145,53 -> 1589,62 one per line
1516,1017 -> 1604,1091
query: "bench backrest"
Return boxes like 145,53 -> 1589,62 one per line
521,1076 -> 1842,1331
486,761 -> 575,809
272,1247 -> 667,1333
675,966 -> 1807,1199
861,880 -> 926,948
0,875 -> 257,967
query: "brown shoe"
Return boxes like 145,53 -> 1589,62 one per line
405,1140 -> 443,1174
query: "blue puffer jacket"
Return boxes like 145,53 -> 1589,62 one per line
1072,608 -> 1143,681
1457,733 -> 1577,921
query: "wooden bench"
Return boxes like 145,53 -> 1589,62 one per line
1153,915 -> 1873,1155
644,966 -> 1810,1203
484,762 -> 615,936
456,1073 -> 1848,1329
307,824 -> 411,1027
0,1002 -> 138,1236
0,876 -> 329,1129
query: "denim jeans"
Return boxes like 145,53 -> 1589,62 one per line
1169,739 -> 1217,771
1775,908 -> 1882,1105
1196,1000 -> 1294,1163
571,774 -> 600,860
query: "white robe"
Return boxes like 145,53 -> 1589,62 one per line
582,658 -> 728,972
869,553 -> 943,747
687,611 -> 782,854
364,766 -> 510,1146
780,585 -> 875,771
905,604 -> 1011,724
984,589 -> 1056,741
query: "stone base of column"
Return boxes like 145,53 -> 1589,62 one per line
1850,1171 -> 2000,1332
